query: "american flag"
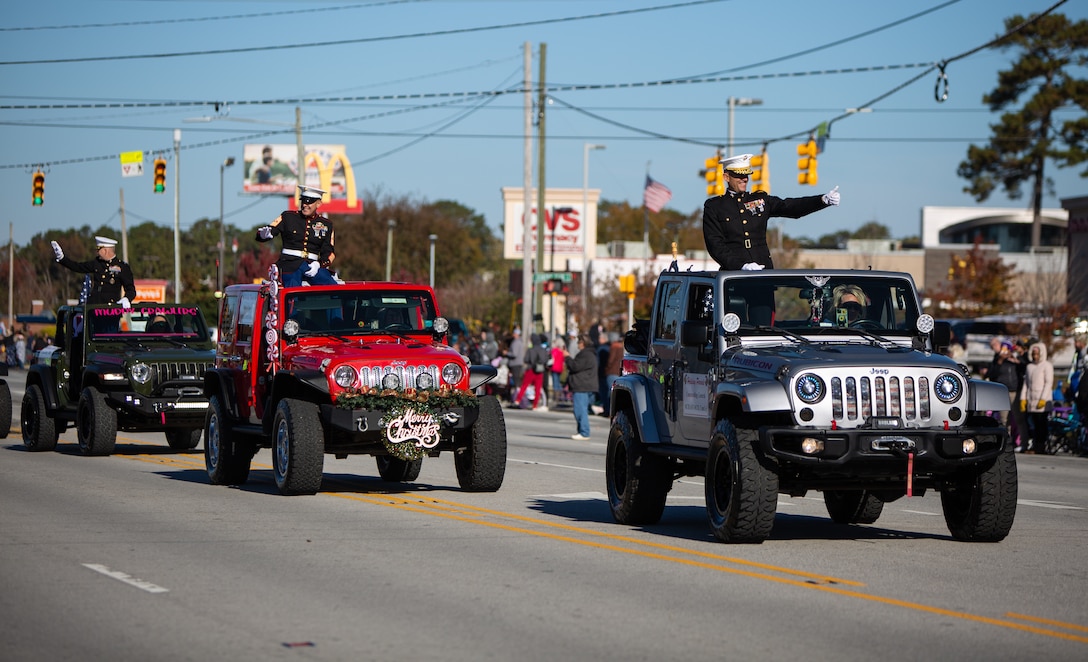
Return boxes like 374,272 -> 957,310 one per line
643,175 -> 672,213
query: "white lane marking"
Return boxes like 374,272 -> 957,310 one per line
511,458 -> 604,473
537,492 -> 608,500
82,563 -> 169,594
901,509 -> 940,516
1018,499 -> 1084,510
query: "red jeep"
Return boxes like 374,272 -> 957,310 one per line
203,275 -> 506,495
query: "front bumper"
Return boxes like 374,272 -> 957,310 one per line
762,423 -> 1009,470
321,404 -> 481,452
106,391 -> 210,427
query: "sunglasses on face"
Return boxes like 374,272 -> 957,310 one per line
841,301 -> 864,320
728,172 -> 749,180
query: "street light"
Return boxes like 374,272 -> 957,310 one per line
218,156 -> 235,294
582,143 -> 605,316
727,97 -> 762,157
386,219 -> 396,281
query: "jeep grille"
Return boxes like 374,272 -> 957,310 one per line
794,368 -> 964,429
830,375 -> 931,422
150,361 -> 209,383
357,364 -> 439,390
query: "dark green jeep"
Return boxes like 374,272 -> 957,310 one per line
21,303 -> 214,455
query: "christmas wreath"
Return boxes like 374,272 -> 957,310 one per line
335,385 -> 478,461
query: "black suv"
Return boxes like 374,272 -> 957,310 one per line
21,303 -> 214,455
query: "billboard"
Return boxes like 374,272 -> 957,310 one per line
243,144 -> 362,213
501,187 -> 600,263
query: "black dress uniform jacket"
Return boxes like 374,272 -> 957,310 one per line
256,210 -> 335,274
57,255 -> 136,305
702,190 -> 828,270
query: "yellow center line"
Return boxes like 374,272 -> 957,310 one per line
329,490 -> 1088,645
116,453 -> 1086,645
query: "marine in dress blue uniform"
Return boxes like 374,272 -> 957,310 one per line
51,235 -> 136,306
256,185 -> 338,287
702,153 -> 840,270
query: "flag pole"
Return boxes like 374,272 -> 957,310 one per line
643,161 -> 650,257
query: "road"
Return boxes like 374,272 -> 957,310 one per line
2,375 -> 1087,661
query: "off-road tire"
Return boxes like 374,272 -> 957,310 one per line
0,381 -> 12,439
606,409 -> 672,525
165,427 -> 202,450
77,387 -> 117,456
824,490 -> 885,525
376,456 -> 423,482
705,418 -> 778,543
272,398 -> 324,495
205,395 -> 253,486
21,384 -> 58,452
940,448 -> 1017,542
454,395 -> 506,492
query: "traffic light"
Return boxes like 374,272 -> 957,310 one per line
750,150 -> 769,193
31,171 -> 45,206
703,155 -> 724,197
797,140 -> 818,186
153,158 -> 167,193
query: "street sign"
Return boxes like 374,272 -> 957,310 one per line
120,151 -> 144,177
533,271 -> 573,283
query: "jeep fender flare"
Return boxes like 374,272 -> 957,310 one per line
714,380 -> 791,414
26,364 -> 61,412
610,373 -> 665,444
203,369 -> 242,421
262,370 -> 329,434
968,379 -> 1012,414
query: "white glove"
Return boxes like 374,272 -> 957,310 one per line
741,262 -> 765,271
117,297 -> 131,308
822,186 -> 840,206
305,261 -> 320,277
51,241 -> 64,261
257,226 -> 273,240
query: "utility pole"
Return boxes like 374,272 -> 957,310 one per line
119,188 -> 128,264
520,41 -> 534,340
173,129 -> 181,303
534,42 -> 547,334
296,107 -> 305,205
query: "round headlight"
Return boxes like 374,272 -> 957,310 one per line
381,372 -> 402,390
130,362 -> 152,384
283,318 -> 300,338
441,362 -> 464,386
417,372 -> 435,390
795,373 -> 825,404
916,313 -> 935,334
722,312 -> 742,334
333,365 -> 357,388
432,317 -> 450,334
934,372 -> 963,403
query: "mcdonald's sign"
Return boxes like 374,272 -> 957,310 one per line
243,144 -> 363,214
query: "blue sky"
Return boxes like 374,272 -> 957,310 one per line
1,0 -> 1085,251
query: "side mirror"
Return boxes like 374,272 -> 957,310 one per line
680,320 -> 712,347
932,321 -> 951,354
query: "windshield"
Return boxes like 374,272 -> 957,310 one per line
284,290 -> 438,334
723,275 -> 920,334
88,304 -> 210,340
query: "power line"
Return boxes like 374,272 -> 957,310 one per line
0,0 -> 730,66
0,1 -> 420,32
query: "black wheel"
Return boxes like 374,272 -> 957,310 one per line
940,449 -> 1017,542
272,399 -> 324,495
376,456 -> 423,482
77,387 -> 117,456
823,490 -> 885,525
606,409 -> 672,525
454,395 -> 507,492
850,320 -> 883,331
705,418 -> 778,543
165,427 -> 202,450
0,380 -> 11,439
204,395 -> 253,486
21,383 -> 58,452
